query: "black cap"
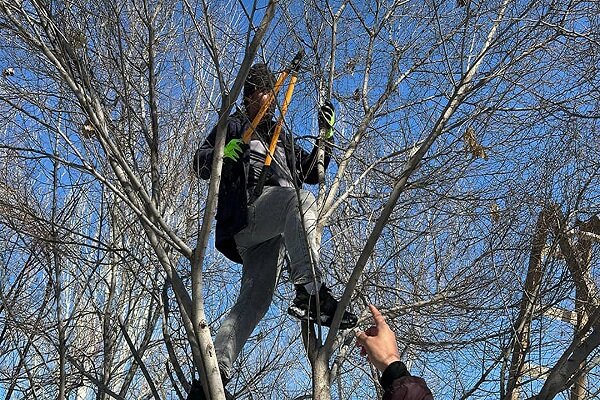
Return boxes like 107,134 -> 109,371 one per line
244,63 -> 275,98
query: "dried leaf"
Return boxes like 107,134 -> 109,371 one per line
345,57 -> 358,74
463,127 -> 488,159
71,30 -> 87,49
553,248 -> 564,260
81,119 -> 95,138
490,202 -> 500,223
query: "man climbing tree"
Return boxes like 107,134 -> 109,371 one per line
191,62 -> 358,397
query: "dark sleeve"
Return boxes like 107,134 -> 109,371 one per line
293,137 -> 333,185
381,362 -> 433,400
192,125 -> 218,180
192,117 -> 247,180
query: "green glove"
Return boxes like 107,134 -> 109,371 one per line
223,138 -> 244,161
318,101 -> 335,139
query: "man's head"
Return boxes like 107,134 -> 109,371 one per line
244,63 -> 276,121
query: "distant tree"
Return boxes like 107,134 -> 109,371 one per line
1,0 -> 599,399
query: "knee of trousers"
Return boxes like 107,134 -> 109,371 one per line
244,283 -> 276,317
236,272 -> 278,318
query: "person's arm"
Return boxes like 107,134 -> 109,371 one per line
192,125 -> 218,180
293,138 -> 332,184
380,364 -> 432,400
293,101 -> 336,184
356,305 -> 433,400
193,117 -> 247,180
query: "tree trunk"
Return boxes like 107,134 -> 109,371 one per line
312,352 -> 332,400
535,213 -> 600,399
505,206 -> 557,399
569,218 -> 595,400
570,299 -> 588,400
534,318 -> 600,399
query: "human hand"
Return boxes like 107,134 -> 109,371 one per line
223,138 -> 244,161
318,101 -> 335,139
355,305 -> 401,372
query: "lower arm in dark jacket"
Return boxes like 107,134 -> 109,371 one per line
381,361 -> 433,400
193,127 -> 218,180
295,138 -> 333,184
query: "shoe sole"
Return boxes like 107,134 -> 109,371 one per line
287,306 -> 357,329
188,383 -> 234,400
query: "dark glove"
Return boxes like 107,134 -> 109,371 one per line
318,101 -> 335,139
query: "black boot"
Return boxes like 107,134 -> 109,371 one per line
187,377 -> 234,400
287,284 -> 358,329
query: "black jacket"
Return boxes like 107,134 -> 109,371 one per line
381,362 -> 433,400
193,110 -> 332,263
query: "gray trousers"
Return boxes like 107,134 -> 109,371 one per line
214,186 -> 322,379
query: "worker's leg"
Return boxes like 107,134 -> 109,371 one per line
243,186 -> 321,285
228,186 -> 356,332
281,188 -> 322,286
213,235 -> 284,380
250,188 -> 358,329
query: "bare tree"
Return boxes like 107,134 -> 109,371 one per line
0,0 -> 276,398
272,0 -> 600,398
1,0 -> 600,399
